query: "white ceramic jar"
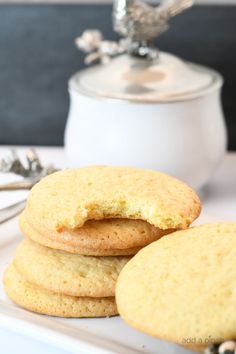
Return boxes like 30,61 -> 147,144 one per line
65,52 -> 226,190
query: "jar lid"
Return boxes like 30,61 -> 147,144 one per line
69,52 -> 223,103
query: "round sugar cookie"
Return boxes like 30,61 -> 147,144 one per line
20,212 -> 174,256
4,264 -> 117,318
14,239 -> 130,297
25,166 -> 201,232
116,223 -> 236,350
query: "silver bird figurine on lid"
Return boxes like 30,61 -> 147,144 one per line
76,0 -> 193,63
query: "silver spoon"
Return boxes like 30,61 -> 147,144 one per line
0,199 -> 26,225
0,149 -> 58,224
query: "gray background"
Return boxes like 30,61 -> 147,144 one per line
0,4 -> 236,149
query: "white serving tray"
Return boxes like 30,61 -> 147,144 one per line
0,213 -> 214,354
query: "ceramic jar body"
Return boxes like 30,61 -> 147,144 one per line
65,87 -> 226,190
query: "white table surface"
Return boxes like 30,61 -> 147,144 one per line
0,146 -> 235,354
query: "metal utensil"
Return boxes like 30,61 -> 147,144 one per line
0,178 -> 40,191
0,149 -> 58,224
0,199 -> 26,225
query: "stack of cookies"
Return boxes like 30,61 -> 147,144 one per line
4,166 -> 201,317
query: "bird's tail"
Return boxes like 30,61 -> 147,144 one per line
161,0 -> 194,17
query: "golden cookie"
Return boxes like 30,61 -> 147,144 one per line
25,166 -> 201,232
4,264 -> 117,318
14,239 -> 130,297
116,223 -> 236,350
20,212 -> 174,256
